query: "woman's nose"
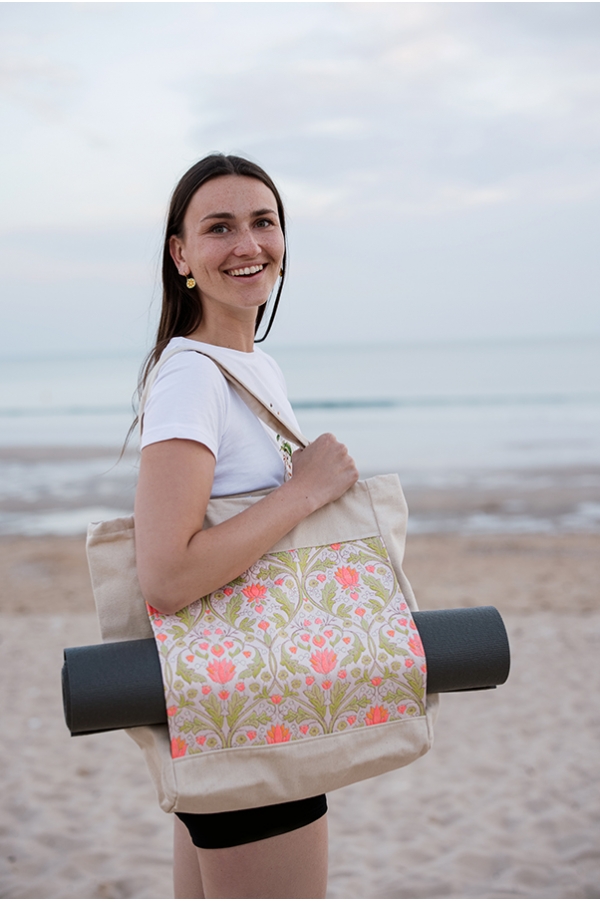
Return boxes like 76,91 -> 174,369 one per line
232,227 -> 261,257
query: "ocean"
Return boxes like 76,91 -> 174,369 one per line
1,337 -> 599,536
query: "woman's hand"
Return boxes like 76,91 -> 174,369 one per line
289,433 -> 359,511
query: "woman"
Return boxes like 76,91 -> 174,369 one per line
134,154 -> 358,898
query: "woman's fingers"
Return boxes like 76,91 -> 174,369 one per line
291,433 -> 359,508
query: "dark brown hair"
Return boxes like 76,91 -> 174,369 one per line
126,154 -> 287,444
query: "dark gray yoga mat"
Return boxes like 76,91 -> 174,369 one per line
63,606 -> 510,735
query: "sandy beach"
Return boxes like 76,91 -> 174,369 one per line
1,523 -> 599,899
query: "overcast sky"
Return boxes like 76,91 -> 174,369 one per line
1,2 -> 599,357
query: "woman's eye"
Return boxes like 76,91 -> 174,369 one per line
210,224 -> 229,234
255,218 -> 273,228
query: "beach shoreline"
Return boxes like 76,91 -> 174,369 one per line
1,530 -> 599,898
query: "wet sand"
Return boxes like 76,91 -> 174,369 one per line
0,531 -> 599,898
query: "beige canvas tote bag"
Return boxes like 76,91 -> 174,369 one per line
87,347 -> 439,814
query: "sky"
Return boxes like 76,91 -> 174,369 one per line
1,1 -> 599,357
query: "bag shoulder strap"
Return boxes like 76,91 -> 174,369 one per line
139,345 -> 309,449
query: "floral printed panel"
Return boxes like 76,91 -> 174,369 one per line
146,536 -> 427,759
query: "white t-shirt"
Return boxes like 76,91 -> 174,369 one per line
140,337 -> 302,497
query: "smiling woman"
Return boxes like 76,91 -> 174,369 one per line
131,154 -> 359,898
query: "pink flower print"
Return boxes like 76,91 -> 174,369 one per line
218,690 -> 230,700
199,642 -> 209,650
196,736 -> 206,746
316,574 -> 326,583
207,659 -> 236,684
271,695 -> 282,705
331,543 -> 341,550
342,637 -> 351,644
371,676 -> 382,686
303,619 -> 311,627
243,650 -> 252,658
398,704 -> 407,714
387,630 -> 395,637
154,619 -> 162,627
300,724 -> 309,734
258,620 -> 269,631
224,640 -> 234,649
156,633 -> 167,643
315,618 -> 322,625
301,633 -> 310,642
310,648 -> 338,674
408,634 -> 425,657
338,669 -> 347,679
166,706 -> 178,717
215,628 -> 223,635
223,587 -> 233,596
355,607 -> 366,617
322,680 -> 332,690
255,605 -> 264,613
347,715 -> 356,725
247,731 -> 257,740
266,724 -> 291,744
313,636 -> 325,648
366,565 -> 375,573
203,629 -> 211,637
405,658 -> 414,668
365,705 -> 389,726
242,583 -> 267,601
146,603 -> 161,617
306,676 -> 315,686
350,591 -> 359,601
324,629 -> 333,638
400,602 -> 407,611
399,618 -> 407,627
290,646 -> 297,654
186,654 -> 194,662
334,566 -> 359,589
211,645 -> 224,657
235,682 -> 245,692
275,578 -> 284,586
409,619 -> 416,630
421,664 -> 427,673
201,686 -> 211,695
171,737 -> 187,758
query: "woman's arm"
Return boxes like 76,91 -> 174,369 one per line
134,433 -> 358,615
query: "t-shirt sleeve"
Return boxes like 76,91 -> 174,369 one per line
140,352 -> 229,455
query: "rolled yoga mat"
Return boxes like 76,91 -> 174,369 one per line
63,606 -> 510,736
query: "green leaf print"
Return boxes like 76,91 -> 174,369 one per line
174,606 -> 197,631
379,631 -> 408,657
329,680 -> 349,717
305,684 -> 327,719
238,649 -> 265,680
226,692 -> 247,730
317,581 -> 337,614
281,645 -> 310,675
200,694 -> 224,730
219,593 -> 244,627
335,602 -> 353,619
362,573 -> 388,602
340,634 -> 366,667
176,657 -> 207,685
270,586 -> 296,620
405,666 -> 425,699
365,598 -> 384,615
361,536 -> 387,558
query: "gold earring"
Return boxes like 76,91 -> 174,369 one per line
279,268 -> 283,277
186,276 -> 196,289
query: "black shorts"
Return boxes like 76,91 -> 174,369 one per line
176,794 -> 328,849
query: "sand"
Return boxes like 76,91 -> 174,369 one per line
1,532 -> 599,899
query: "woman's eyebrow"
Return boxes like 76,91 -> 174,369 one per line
201,208 -> 277,222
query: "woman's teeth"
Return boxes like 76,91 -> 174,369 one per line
227,264 -> 264,277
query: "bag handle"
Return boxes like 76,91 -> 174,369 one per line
139,346 -> 309,449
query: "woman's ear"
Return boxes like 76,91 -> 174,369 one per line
169,234 -> 188,275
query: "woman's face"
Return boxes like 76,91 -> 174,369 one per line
170,175 -> 285,320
